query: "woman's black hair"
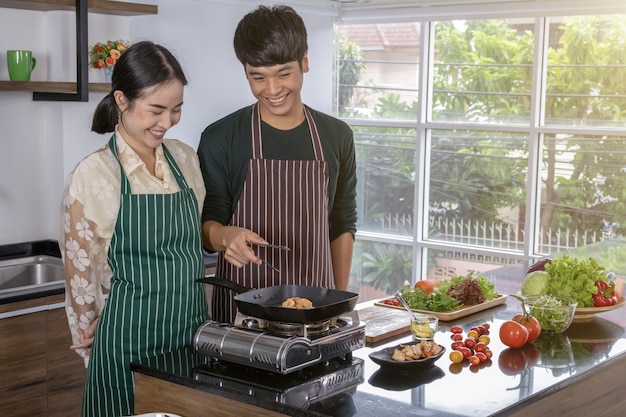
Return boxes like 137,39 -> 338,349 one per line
233,5 -> 308,68
91,41 -> 188,134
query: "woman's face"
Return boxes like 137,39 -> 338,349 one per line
115,79 -> 184,155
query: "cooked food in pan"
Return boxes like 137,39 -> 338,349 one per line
281,297 -> 313,309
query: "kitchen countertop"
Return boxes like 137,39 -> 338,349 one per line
131,238 -> 626,417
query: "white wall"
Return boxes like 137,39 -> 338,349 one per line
0,0 -> 337,245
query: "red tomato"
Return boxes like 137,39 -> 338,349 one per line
464,338 -> 477,349
468,355 -> 481,366
513,314 -> 542,342
450,326 -> 463,334
474,342 -> 487,353
498,347 -> 528,375
451,334 -> 463,341
451,341 -> 465,351
458,347 -> 472,358
475,352 -> 488,362
499,320 -> 529,348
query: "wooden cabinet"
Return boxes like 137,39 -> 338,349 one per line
0,0 -> 158,98
0,294 -> 86,417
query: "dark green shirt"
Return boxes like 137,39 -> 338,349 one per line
198,105 -> 357,241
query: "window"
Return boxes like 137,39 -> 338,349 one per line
337,14 -> 626,299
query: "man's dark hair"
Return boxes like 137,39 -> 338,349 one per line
233,4 -> 308,67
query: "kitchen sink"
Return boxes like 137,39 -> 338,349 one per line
0,255 -> 65,300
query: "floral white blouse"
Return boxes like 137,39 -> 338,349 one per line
60,131 -> 206,361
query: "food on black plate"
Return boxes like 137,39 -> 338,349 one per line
391,341 -> 443,361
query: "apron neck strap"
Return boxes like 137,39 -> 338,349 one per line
250,103 -> 325,161
107,135 -> 190,194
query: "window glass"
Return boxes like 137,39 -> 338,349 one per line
432,19 -> 534,124
350,240 -> 412,301
539,134 -> 626,254
429,130 -> 528,250
545,16 -> 626,128
338,23 -> 419,120
353,126 -> 417,236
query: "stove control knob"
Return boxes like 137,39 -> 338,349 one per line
242,318 -> 260,329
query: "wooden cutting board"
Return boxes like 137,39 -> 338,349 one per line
358,305 -> 411,345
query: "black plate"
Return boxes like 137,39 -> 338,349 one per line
368,365 -> 445,391
368,342 -> 445,373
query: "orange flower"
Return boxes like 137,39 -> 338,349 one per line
88,40 -> 131,69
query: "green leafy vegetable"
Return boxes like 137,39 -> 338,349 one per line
543,254 -> 604,308
526,294 -> 576,332
436,272 -> 498,301
399,286 -> 460,312
398,271 -> 497,312
520,271 -> 549,296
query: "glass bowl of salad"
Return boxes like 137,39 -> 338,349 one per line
522,295 -> 578,333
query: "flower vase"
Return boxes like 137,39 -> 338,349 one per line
103,65 -> 113,83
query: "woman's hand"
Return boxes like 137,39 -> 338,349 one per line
70,316 -> 99,356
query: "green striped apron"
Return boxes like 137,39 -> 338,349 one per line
82,137 -> 208,417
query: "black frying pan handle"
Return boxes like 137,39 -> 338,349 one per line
196,276 -> 250,294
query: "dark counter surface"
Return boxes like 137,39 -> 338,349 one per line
132,238 -> 626,417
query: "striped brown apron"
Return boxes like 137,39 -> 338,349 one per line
212,103 -> 334,323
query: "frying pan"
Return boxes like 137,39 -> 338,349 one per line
197,276 -> 359,323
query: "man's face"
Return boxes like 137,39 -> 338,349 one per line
245,55 -> 309,129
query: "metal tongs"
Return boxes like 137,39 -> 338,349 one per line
248,242 -> 290,272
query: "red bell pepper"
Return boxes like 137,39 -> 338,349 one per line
592,280 -> 618,307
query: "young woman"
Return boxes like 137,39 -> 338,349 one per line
60,41 -> 209,417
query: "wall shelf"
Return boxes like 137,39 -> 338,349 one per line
0,81 -> 111,93
0,0 -> 157,16
0,0 -> 158,100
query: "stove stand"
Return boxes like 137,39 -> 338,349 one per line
193,310 -> 366,374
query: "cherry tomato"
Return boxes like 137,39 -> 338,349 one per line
449,350 -> 464,363
450,326 -> 463,334
481,322 -> 491,330
498,347 -> 528,375
451,341 -> 465,351
475,352 -> 488,362
467,330 -> 479,340
499,320 -> 529,348
451,333 -> 463,341
468,355 -> 481,366
474,342 -> 487,353
464,338 -> 477,349
459,347 -> 472,358
484,349 -> 493,359
513,313 -> 542,342
478,335 -> 491,345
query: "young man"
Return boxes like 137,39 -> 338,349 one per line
197,4 -> 357,323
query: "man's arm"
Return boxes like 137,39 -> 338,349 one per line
330,232 -> 355,291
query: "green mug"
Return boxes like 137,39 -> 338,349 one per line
7,50 -> 37,81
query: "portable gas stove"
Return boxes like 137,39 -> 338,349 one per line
192,310 -> 366,374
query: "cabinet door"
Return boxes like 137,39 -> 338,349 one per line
0,311 -> 47,416
45,298 -> 86,417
